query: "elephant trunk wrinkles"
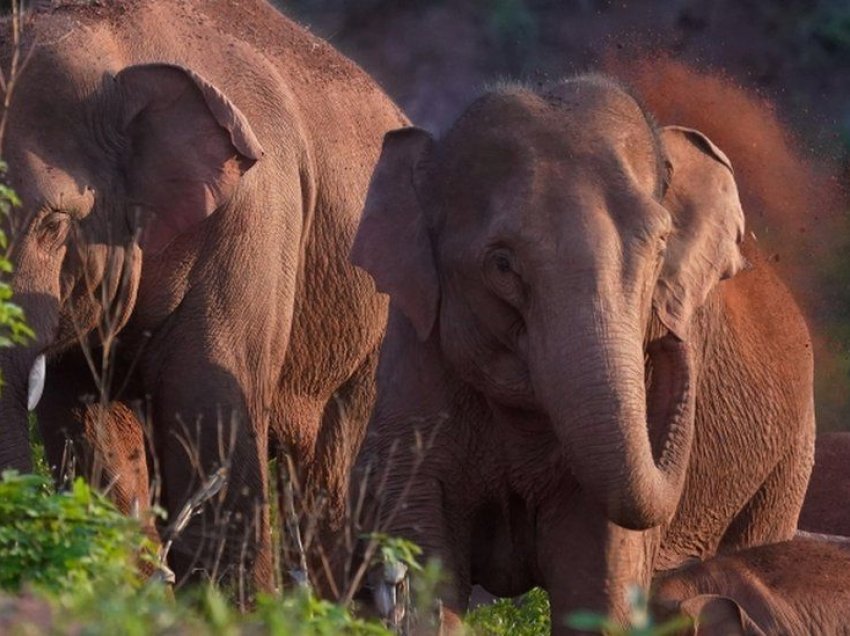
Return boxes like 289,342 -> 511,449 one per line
533,315 -> 694,531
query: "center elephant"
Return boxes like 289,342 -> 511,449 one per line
0,0 -> 405,597
350,75 -> 814,632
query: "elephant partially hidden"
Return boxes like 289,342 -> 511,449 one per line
351,75 -> 814,632
0,0 -> 404,596
651,538 -> 850,635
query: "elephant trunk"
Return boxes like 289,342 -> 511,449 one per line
0,345 -> 41,473
0,290 -> 59,474
531,312 -> 694,531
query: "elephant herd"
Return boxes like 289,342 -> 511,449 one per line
2,1 -> 849,634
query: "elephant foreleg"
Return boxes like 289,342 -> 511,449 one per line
536,491 -> 660,635
307,347 -> 380,598
149,358 -> 273,604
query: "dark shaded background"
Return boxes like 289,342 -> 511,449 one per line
278,0 -> 850,431
279,1 -> 850,143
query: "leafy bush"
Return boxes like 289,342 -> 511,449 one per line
248,589 -> 391,635
0,470 -> 393,634
465,587 -> 550,635
0,472 -> 143,595
53,584 -> 392,636
0,161 -> 33,354
465,586 -> 691,635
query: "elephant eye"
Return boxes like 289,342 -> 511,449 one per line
494,254 -> 512,273
485,248 -> 526,307
488,248 -> 517,275
36,209 -> 71,249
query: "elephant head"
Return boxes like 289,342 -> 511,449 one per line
0,49 -> 263,472
351,75 -> 745,530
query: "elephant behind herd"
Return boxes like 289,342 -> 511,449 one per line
1,1 -> 846,634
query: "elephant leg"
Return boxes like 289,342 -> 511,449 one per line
719,437 -> 814,552
151,360 -> 272,603
536,491 -> 659,635
373,474 -> 469,632
308,347 -> 380,597
269,394 -> 324,591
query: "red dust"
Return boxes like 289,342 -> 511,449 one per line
606,54 -> 850,430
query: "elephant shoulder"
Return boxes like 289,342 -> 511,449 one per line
717,236 -> 811,356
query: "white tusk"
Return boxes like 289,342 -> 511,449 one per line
27,354 -> 46,412
373,582 -> 397,620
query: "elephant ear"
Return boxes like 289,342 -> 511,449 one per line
654,126 -> 746,340
680,594 -> 765,636
350,127 -> 439,341
117,64 -> 264,253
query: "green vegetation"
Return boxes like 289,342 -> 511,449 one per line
465,586 -> 691,636
366,531 -> 424,577
0,161 -> 32,356
0,465 -> 690,634
0,470 -> 395,635
466,588 -> 551,635
0,472 -> 142,594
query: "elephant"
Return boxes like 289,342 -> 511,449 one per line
350,75 -> 815,632
650,538 -> 850,635
0,0 -> 405,597
798,432 -> 850,537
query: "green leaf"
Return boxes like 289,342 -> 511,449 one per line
565,610 -> 617,632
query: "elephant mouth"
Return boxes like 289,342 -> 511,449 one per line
645,333 -> 693,470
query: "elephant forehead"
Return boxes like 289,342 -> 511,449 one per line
10,149 -> 94,216
439,97 -> 658,199
435,134 -> 658,239
5,63 -> 105,215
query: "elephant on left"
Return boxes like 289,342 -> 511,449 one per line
0,0 -> 405,598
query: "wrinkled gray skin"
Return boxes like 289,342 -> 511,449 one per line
651,538 -> 850,636
0,0 -> 403,596
351,76 -> 814,633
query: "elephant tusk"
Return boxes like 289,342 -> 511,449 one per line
372,561 -> 408,625
27,354 -> 46,412
373,581 -> 397,620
